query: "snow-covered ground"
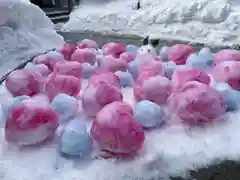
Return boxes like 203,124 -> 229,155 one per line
62,0 -> 240,46
0,0 -> 64,77
1,0 -> 240,180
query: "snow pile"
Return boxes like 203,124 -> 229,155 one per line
0,0 -> 64,77
63,0 -> 240,45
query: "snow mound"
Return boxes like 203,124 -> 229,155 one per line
63,0 -> 240,45
0,0 -> 64,77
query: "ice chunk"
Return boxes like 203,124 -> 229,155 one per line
134,100 -> 166,128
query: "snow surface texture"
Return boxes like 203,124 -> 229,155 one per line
0,0 -> 64,77
63,0 -> 240,46
1,80 -> 240,180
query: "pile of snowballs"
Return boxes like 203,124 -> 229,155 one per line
2,38 -> 240,159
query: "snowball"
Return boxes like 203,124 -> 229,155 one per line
134,100 -> 166,128
51,93 -> 79,123
91,101 -> 144,156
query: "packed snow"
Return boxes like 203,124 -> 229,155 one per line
63,0 -> 240,46
0,0 -> 64,77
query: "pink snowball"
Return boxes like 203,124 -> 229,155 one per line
212,61 -> 240,90
77,39 -> 98,49
119,52 -> 135,63
172,67 -> 211,91
5,70 -> 42,97
91,101 -> 145,156
44,73 -> 80,100
103,42 -> 126,58
134,75 -> 172,105
139,59 -> 165,76
54,61 -> 82,78
88,70 -> 120,88
167,81 -> 226,125
214,49 -> 240,65
33,54 -> 59,71
168,44 -> 196,65
100,55 -> 127,72
59,43 -> 76,60
5,101 -> 58,146
71,48 -> 96,65
133,72 -> 157,101
82,82 -> 123,117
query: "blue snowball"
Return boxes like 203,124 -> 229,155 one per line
115,71 -> 134,87
163,61 -> 177,79
82,62 -> 98,79
159,46 -> 169,61
126,44 -> 139,55
51,93 -> 79,124
134,100 -> 166,128
186,53 -> 212,69
46,50 -> 65,60
198,47 -> 213,62
57,118 -> 93,158
214,82 -> 240,112
127,60 -> 138,79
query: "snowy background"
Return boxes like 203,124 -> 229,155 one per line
63,0 -> 240,46
1,0 -> 240,180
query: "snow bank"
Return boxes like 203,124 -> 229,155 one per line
0,0 -> 64,77
1,80 -> 240,180
62,0 -> 240,46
